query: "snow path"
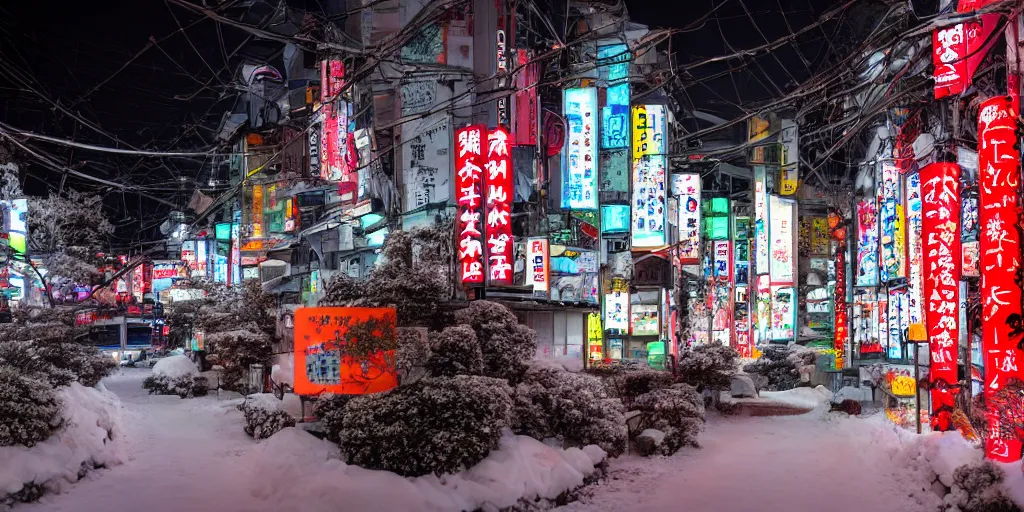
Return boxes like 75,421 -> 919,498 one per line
559,410 -> 923,512
26,369 -> 269,512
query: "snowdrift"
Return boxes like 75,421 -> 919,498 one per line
249,427 -> 606,512
0,382 -> 124,498
151,354 -> 198,379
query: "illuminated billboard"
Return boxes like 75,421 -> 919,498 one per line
1,199 -> 27,255
455,125 -> 486,284
673,174 -> 701,264
293,307 -> 399,396
631,105 -> 667,248
561,88 -> 598,210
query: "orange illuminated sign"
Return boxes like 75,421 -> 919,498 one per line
293,307 -> 399,396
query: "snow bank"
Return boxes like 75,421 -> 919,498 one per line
270,355 -> 294,387
529,356 -> 584,374
758,385 -> 834,410
0,382 -> 124,497
249,427 -> 606,512
244,393 -> 302,417
833,385 -> 873,403
152,355 -> 198,379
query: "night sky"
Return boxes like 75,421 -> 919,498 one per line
0,0 -> 864,247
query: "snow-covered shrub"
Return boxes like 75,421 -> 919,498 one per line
426,325 -> 483,377
455,301 -> 537,383
0,366 -> 62,447
396,327 -> 431,384
239,397 -> 296,440
142,374 -> 209,398
0,322 -> 115,388
205,327 -> 272,391
743,345 -> 801,391
340,375 -> 513,477
621,370 -> 674,406
632,383 -> 706,455
943,461 -> 1020,512
512,364 -> 627,456
314,394 -> 352,443
676,343 -> 739,392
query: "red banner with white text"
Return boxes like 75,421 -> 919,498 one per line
978,96 -> 1024,462
919,163 -> 962,431
933,14 -> 1001,99
485,127 -> 514,284
456,125 -> 486,284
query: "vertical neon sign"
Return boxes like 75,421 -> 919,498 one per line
485,127 -> 513,285
921,163 -> 961,431
906,172 -> 925,329
561,88 -> 598,210
979,96 -> 1024,462
674,173 -> 701,264
631,105 -> 667,248
456,125 -> 486,284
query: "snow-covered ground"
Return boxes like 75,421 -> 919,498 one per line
23,368 -> 264,512
21,370 -> 995,512
559,409 -> 935,512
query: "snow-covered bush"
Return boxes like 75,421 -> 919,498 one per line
632,383 -> 706,455
454,301 -> 537,383
0,366 -> 62,447
622,370 -> 674,406
396,327 -> 431,383
943,461 -> 1020,512
743,345 -> 802,391
142,374 -> 209,398
512,364 -> 627,456
340,375 -> 513,477
196,280 -> 276,386
0,322 -> 115,388
239,396 -> 296,440
314,394 -> 352,443
676,343 -> 739,392
426,325 -> 483,377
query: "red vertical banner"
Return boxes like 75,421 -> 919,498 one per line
485,127 -> 514,284
979,96 -> 1024,462
831,211 -> 848,369
456,125 -> 486,284
919,163 -> 962,431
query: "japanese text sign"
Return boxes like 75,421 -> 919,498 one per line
292,307 -> 399,396
673,173 -> 701,264
456,125 -> 486,284
485,127 -> 514,284
920,162 -> 962,430
934,24 -> 968,99
978,96 -> 1024,462
526,237 -> 549,294
631,105 -> 667,248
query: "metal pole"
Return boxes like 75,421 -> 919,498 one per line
915,342 -> 922,434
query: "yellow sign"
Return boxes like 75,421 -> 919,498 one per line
748,116 -> 770,143
890,376 -> 917,397
632,105 -> 656,160
780,167 -> 798,195
588,313 -> 603,342
908,323 -> 926,342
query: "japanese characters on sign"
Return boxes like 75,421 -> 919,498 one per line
920,163 -> 962,424
561,88 -> 598,210
455,125 -> 486,284
879,161 -> 906,282
754,166 -> 770,275
631,105 -> 667,248
934,24 -> 968,98
833,241 -> 848,369
292,307 -> 399,396
598,44 -> 630,149
485,127 -> 513,284
856,199 -> 879,287
978,97 -> 1024,462
320,60 -> 355,193
768,196 -> 795,284
604,291 -> 629,331
526,238 -> 549,294
905,172 -> 925,329
673,173 -> 701,264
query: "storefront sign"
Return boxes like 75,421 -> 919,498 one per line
604,292 -> 629,331
484,127 -> 513,285
768,196 -> 794,284
754,166 -> 769,275
933,16 -> 1000,99
631,305 -> 659,336
770,286 -> 796,341
402,117 -> 451,211
856,199 -> 879,287
834,240 -> 848,369
526,238 -> 549,293
674,173 -> 701,264
0,198 -> 27,255
599,44 -> 630,149
561,88 -> 598,210
962,241 -> 980,277
320,59 -> 354,189
455,125 -> 486,284
308,122 -> 321,178
978,97 -> 1024,461
293,307 -> 399,396
921,169 -> 962,431
879,161 -> 905,282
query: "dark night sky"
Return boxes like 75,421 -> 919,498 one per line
0,0 -> 864,246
